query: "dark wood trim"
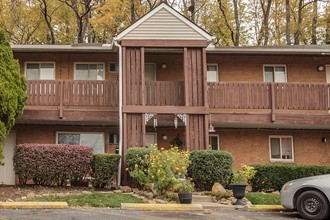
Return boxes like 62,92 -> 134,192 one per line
185,114 -> 190,151
204,115 -> 209,149
19,109 -> 119,122
141,47 -> 145,106
121,40 -> 208,47
184,48 -> 189,106
123,105 -> 208,114
202,48 -> 208,107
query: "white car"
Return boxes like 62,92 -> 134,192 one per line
280,174 -> 330,220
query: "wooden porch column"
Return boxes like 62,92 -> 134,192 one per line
202,48 -> 209,149
183,47 -> 190,107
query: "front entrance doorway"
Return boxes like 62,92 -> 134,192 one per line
146,133 -> 157,147
0,132 -> 16,185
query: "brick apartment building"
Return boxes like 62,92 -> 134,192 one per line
0,3 -> 329,184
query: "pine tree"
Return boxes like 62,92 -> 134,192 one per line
0,29 -> 27,165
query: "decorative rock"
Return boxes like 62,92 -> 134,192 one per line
6,199 -> 14,202
203,209 -> 213,214
132,188 -> 140,193
26,193 -> 35,199
21,196 -> 27,200
145,192 -> 154,199
113,190 -> 122,193
120,186 -> 132,193
212,182 -> 226,194
82,191 -> 92,195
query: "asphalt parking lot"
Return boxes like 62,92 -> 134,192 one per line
0,208 -> 303,220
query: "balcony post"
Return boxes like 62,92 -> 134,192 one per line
59,80 -> 63,119
271,83 -> 276,122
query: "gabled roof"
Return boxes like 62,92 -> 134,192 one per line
115,3 -> 213,42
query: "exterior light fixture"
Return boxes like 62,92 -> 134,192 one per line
161,63 -> 167,69
174,116 -> 178,129
209,114 -> 215,132
162,135 -> 168,140
317,65 -> 324,72
209,124 -> 215,132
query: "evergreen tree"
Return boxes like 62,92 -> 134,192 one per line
0,29 -> 27,165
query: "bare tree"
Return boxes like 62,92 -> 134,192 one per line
257,0 -> 272,45
311,0 -> 317,44
59,0 -> 102,43
217,0 -> 240,46
285,0 -> 291,45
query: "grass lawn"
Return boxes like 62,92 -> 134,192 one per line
27,193 -> 144,208
245,192 -> 281,205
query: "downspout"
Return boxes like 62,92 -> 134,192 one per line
114,39 -> 123,186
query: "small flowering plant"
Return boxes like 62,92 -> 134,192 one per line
231,164 -> 256,184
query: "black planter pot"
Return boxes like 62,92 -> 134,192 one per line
230,184 -> 247,205
178,193 -> 192,204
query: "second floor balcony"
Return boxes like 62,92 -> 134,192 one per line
24,80 -> 330,123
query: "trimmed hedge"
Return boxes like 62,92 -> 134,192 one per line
14,144 -> 93,186
91,154 -> 121,188
187,150 -> 233,191
251,164 -> 330,192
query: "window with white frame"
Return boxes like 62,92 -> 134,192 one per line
209,134 -> 220,150
207,64 -> 218,82
269,136 -> 294,161
26,63 -> 55,80
264,65 -> 287,82
75,63 -> 104,80
57,132 -> 104,153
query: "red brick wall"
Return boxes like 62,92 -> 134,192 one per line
14,52 -> 119,81
217,129 -> 330,169
206,54 -> 328,83
14,51 -> 328,83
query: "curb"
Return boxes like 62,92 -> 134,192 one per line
0,202 -> 68,209
121,203 -> 203,211
249,205 -> 286,212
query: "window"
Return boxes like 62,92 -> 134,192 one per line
57,132 -> 104,153
207,64 -> 218,82
109,133 -> 119,144
264,65 -> 287,82
75,63 -> 104,80
109,63 -> 119,73
145,63 -> 156,81
209,134 -> 219,150
269,136 -> 294,161
26,63 -> 55,80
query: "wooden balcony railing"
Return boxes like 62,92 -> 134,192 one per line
145,81 -> 184,106
208,82 -> 330,111
26,80 -> 119,107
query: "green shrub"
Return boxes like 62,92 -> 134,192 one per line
91,154 -> 121,188
187,150 -> 233,191
14,144 -> 93,186
251,164 -> 330,192
126,147 -> 153,171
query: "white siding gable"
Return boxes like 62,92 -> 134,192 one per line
116,3 -> 213,41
